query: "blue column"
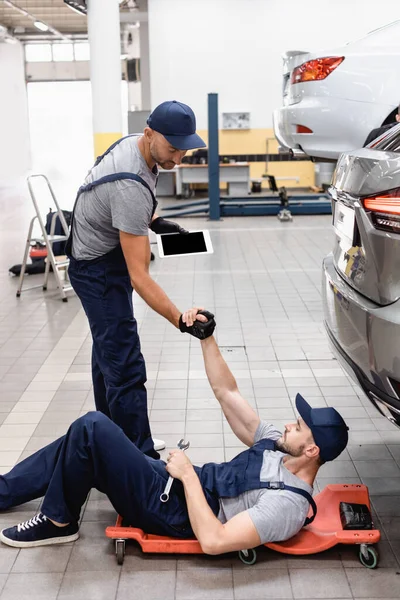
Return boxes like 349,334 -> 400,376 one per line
208,93 -> 220,220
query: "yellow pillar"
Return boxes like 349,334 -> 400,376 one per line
87,0 -> 122,158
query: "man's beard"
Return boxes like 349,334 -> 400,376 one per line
150,149 -> 175,170
276,438 -> 305,458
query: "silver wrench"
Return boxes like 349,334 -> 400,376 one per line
160,438 -> 190,503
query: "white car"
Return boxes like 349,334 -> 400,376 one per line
273,20 -> 400,161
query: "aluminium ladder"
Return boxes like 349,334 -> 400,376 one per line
16,174 -> 73,302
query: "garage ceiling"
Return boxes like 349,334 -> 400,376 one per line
0,0 -> 147,38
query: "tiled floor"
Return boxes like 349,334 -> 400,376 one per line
0,184 -> 400,599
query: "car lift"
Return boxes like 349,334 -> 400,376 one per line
162,93 -> 332,221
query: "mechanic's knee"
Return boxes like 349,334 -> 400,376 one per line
78,411 -> 111,428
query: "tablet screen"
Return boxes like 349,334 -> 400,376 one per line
160,231 -> 208,256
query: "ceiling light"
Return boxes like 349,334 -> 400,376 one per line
34,21 -> 49,32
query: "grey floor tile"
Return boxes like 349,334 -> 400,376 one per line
286,547 -> 342,569
318,460 -> 359,478
66,541 -> 121,572
58,570 -> 120,600
0,574 -> 6,596
346,568 -> 400,597
78,521 -> 111,541
176,568 -> 234,600
354,460 -> 400,478
362,477 -> 400,495
289,567 -> 352,598
39,411 -> 81,424
233,569 -> 292,599
186,408 -> 222,421
0,547 -> 19,574
33,422 -> 70,437
348,444 -> 393,461
0,572 -> 63,600
380,516 -> 400,540
81,499 -> 116,522
11,545 -> 73,573
186,420 -> 223,434
117,570 -> 176,600
371,495 -> 400,516
187,447 -> 225,464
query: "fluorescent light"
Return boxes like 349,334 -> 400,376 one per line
34,21 -> 49,32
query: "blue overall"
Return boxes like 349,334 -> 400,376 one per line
66,136 -> 159,458
0,413 -> 316,539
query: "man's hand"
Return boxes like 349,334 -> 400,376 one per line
180,308 -> 216,340
166,449 -> 194,481
150,217 -> 189,235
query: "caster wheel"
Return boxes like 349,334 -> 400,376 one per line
359,545 -> 379,569
43,286 -> 47,291
238,548 -> 257,565
150,252 -> 155,261
116,539 -> 126,565
16,292 -> 21,298
62,298 -> 68,303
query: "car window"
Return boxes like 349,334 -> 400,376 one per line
369,124 -> 400,152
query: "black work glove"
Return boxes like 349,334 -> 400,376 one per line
179,310 -> 216,340
150,217 -> 189,235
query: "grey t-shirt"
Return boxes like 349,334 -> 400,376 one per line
71,135 -> 158,260
218,422 -> 313,544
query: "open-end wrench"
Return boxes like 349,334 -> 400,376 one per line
160,438 -> 190,503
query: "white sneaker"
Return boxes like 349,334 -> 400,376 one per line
153,438 -> 166,451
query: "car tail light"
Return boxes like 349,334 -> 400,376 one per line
291,56 -> 344,84
296,125 -> 313,134
363,188 -> 400,232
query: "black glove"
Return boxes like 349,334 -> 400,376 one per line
150,217 -> 189,235
179,310 -> 216,340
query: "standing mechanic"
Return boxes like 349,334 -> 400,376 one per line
66,100 -> 209,458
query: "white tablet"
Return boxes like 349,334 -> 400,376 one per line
156,230 -> 213,258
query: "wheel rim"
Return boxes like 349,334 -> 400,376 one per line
359,547 -> 378,569
239,549 -> 257,565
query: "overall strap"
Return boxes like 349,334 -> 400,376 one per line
260,481 -> 317,526
284,484 -> 317,526
78,172 -> 157,215
66,172 -> 157,258
254,438 -> 317,525
94,134 -> 137,167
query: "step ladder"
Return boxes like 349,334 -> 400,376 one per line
16,174 -> 73,302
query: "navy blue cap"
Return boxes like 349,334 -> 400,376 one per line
147,101 -> 206,151
296,394 -> 349,462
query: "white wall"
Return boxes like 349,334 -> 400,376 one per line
0,42 -> 31,183
27,81 -> 129,210
148,0 -> 400,129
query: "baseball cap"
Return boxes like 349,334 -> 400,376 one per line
147,100 -> 206,151
296,393 -> 349,463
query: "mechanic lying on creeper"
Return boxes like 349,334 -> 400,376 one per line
0,309 -> 349,553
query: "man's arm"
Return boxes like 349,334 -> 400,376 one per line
120,231 -> 181,327
200,336 -> 260,446
167,450 -> 261,555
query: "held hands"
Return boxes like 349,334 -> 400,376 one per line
150,217 -> 189,235
166,449 -> 194,481
179,308 -> 216,340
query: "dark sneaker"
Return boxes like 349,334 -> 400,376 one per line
0,513 -> 79,548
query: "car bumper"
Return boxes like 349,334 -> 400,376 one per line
322,253 -> 400,427
273,96 -> 391,160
